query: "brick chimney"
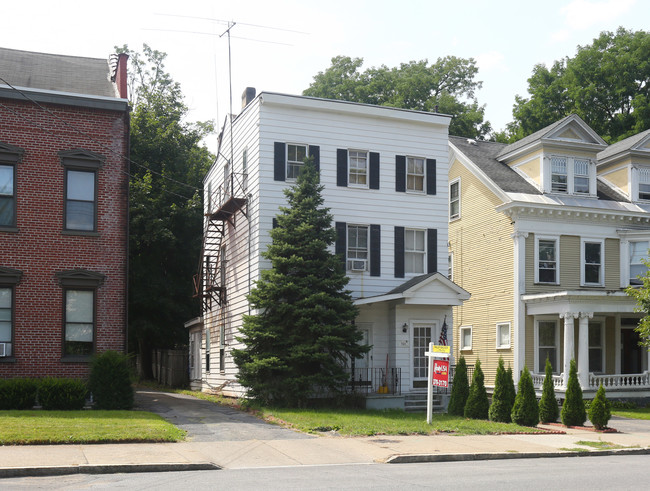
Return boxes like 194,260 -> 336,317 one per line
241,87 -> 256,109
114,53 -> 129,100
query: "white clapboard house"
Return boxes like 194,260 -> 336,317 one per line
186,89 -> 469,408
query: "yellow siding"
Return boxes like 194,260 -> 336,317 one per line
517,157 -> 541,187
605,238 -> 620,289
506,151 -> 542,167
449,158 -> 514,385
525,316 -> 535,371
603,166 -> 630,195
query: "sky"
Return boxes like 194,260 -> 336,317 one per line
3,0 -> 648,152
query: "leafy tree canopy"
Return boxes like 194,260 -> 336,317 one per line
116,44 -> 214,377
303,55 -> 491,139
507,27 -> 650,143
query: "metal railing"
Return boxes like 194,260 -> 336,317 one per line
346,367 -> 401,395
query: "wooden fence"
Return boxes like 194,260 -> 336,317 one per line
149,349 -> 189,388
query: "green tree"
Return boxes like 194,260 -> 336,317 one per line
489,357 -> 513,422
538,357 -> 559,423
511,366 -> 539,426
509,28 -> 650,143
117,44 -> 214,378
464,359 -> 489,420
447,355 -> 469,416
589,384 -> 612,430
561,359 -> 587,427
625,258 -> 650,349
232,159 -> 368,406
304,56 -> 491,139
505,366 -> 516,415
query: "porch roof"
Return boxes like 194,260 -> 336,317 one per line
354,272 -> 470,306
522,290 -> 637,315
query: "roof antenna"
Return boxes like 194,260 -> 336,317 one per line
220,22 -> 236,176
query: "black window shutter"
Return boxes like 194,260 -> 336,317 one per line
274,142 -> 285,181
394,226 -> 405,278
309,145 -> 320,173
272,218 -> 278,229
337,149 -> 348,187
427,228 -> 437,274
426,158 -> 436,195
370,224 -> 381,277
395,155 -> 406,192
335,222 -> 347,269
369,152 -> 380,190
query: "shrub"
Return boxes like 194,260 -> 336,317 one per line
447,356 -> 469,416
538,357 -> 559,423
89,350 -> 134,410
489,357 -> 512,422
511,366 -> 539,426
610,400 -> 637,410
38,377 -> 87,410
589,384 -> 611,430
0,378 -> 38,410
464,359 -> 489,420
505,366 -> 516,414
561,359 -> 586,426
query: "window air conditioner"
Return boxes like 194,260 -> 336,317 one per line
0,343 -> 5,357
349,259 -> 367,272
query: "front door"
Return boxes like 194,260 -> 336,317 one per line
412,323 -> 434,389
350,324 -> 372,389
189,330 -> 201,381
621,327 -> 643,374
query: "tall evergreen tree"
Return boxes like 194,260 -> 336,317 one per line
561,359 -> 587,426
464,359 -> 489,420
447,355 -> 469,416
489,357 -> 513,422
232,159 -> 368,406
538,357 -> 559,423
505,366 -> 516,414
511,366 -> 539,426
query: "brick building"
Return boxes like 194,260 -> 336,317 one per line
0,48 -> 129,379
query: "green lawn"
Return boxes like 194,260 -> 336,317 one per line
0,410 -> 186,445
612,407 -> 650,420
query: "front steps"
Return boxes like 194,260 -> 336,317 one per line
404,392 -> 449,413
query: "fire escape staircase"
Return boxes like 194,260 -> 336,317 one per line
193,172 -> 248,312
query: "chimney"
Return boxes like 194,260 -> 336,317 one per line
113,53 -> 129,100
241,87 -> 256,109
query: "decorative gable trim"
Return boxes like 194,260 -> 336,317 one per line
55,269 -> 105,287
58,149 -> 105,169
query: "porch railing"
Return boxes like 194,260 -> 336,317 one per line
433,364 -> 475,394
589,371 -> 650,390
346,368 -> 401,395
531,373 -> 563,389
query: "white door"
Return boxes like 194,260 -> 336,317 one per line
412,323 -> 434,389
351,324 -> 372,386
189,330 -> 202,381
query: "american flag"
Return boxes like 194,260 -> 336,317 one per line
438,317 -> 448,346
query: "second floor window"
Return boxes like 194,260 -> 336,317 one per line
405,229 -> 425,274
449,179 -> 460,220
407,157 -> 425,192
0,164 -> 14,227
583,239 -> 603,286
349,150 -> 368,186
537,238 -> 558,283
287,144 -> 307,180
630,241 -> 649,285
347,225 -> 368,271
65,169 -> 96,231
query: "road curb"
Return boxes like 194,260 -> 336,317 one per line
0,462 -> 220,478
385,447 -> 650,464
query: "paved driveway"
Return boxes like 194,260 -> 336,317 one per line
135,390 -> 313,442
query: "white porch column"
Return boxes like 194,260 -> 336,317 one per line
561,312 -> 578,387
578,312 -> 593,389
511,231 -> 528,384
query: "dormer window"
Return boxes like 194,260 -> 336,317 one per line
639,168 -> 650,201
574,159 -> 590,194
546,155 -> 595,196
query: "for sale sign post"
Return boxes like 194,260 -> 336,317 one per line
432,359 -> 449,388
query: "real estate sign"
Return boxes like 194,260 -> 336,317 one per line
432,359 -> 449,388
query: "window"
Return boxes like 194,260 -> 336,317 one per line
0,164 -> 15,227
448,253 -> 453,281
574,159 -> 590,194
449,178 -> 460,220
639,167 -> 650,201
589,321 -> 603,373
406,156 -> 425,192
460,326 -> 472,351
64,289 -> 94,356
537,320 -> 558,373
205,327 -> 211,373
496,322 -> 511,349
287,144 -> 307,180
65,169 -> 96,231
0,287 -> 12,357
536,237 -> 558,284
630,241 -> 649,285
405,229 -> 425,274
582,239 -> 603,286
413,325 -> 432,380
347,225 -> 368,271
349,150 -> 368,187
551,157 -> 567,193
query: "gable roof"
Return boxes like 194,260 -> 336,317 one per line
598,128 -> 650,163
0,47 -> 116,98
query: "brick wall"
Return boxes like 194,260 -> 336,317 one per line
0,98 -> 128,379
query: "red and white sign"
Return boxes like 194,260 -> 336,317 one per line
432,359 -> 449,388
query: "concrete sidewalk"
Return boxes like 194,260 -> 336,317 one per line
2,392 -> 650,478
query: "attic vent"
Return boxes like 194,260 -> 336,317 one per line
109,54 -> 119,81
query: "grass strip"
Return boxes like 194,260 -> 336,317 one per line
0,410 -> 185,445
612,407 -> 650,420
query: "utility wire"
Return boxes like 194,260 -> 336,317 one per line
143,28 -> 294,46
154,13 -> 309,35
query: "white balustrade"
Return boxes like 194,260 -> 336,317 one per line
589,371 -> 650,390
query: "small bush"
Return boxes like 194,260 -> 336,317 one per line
561,359 -> 586,426
38,377 -> 87,410
589,385 -> 612,430
610,400 -> 637,410
489,357 -> 512,422
538,357 -> 559,423
0,378 -> 38,409
511,366 -> 539,426
448,356 -> 469,416
89,350 -> 134,410
464,359 -> 489,420
505,366 -> 516,414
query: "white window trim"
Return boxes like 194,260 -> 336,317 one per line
448,252 -> 453,282
406,155 -> 426,194
628,239 -> 649,286
544,154 -> 596,196
404,228 -> 426,275
347,224 -> 369,272
348,149 -> 369,189
581,237 -> 605,286
534,235 -> 560,285
588,318 -> 605,375
496,322 -> 511,349
449,177 -> 460,221
459,325 -> 472,351
634,165 -> 650,202
534,317 -> 560,375
286,143 -> 308,181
